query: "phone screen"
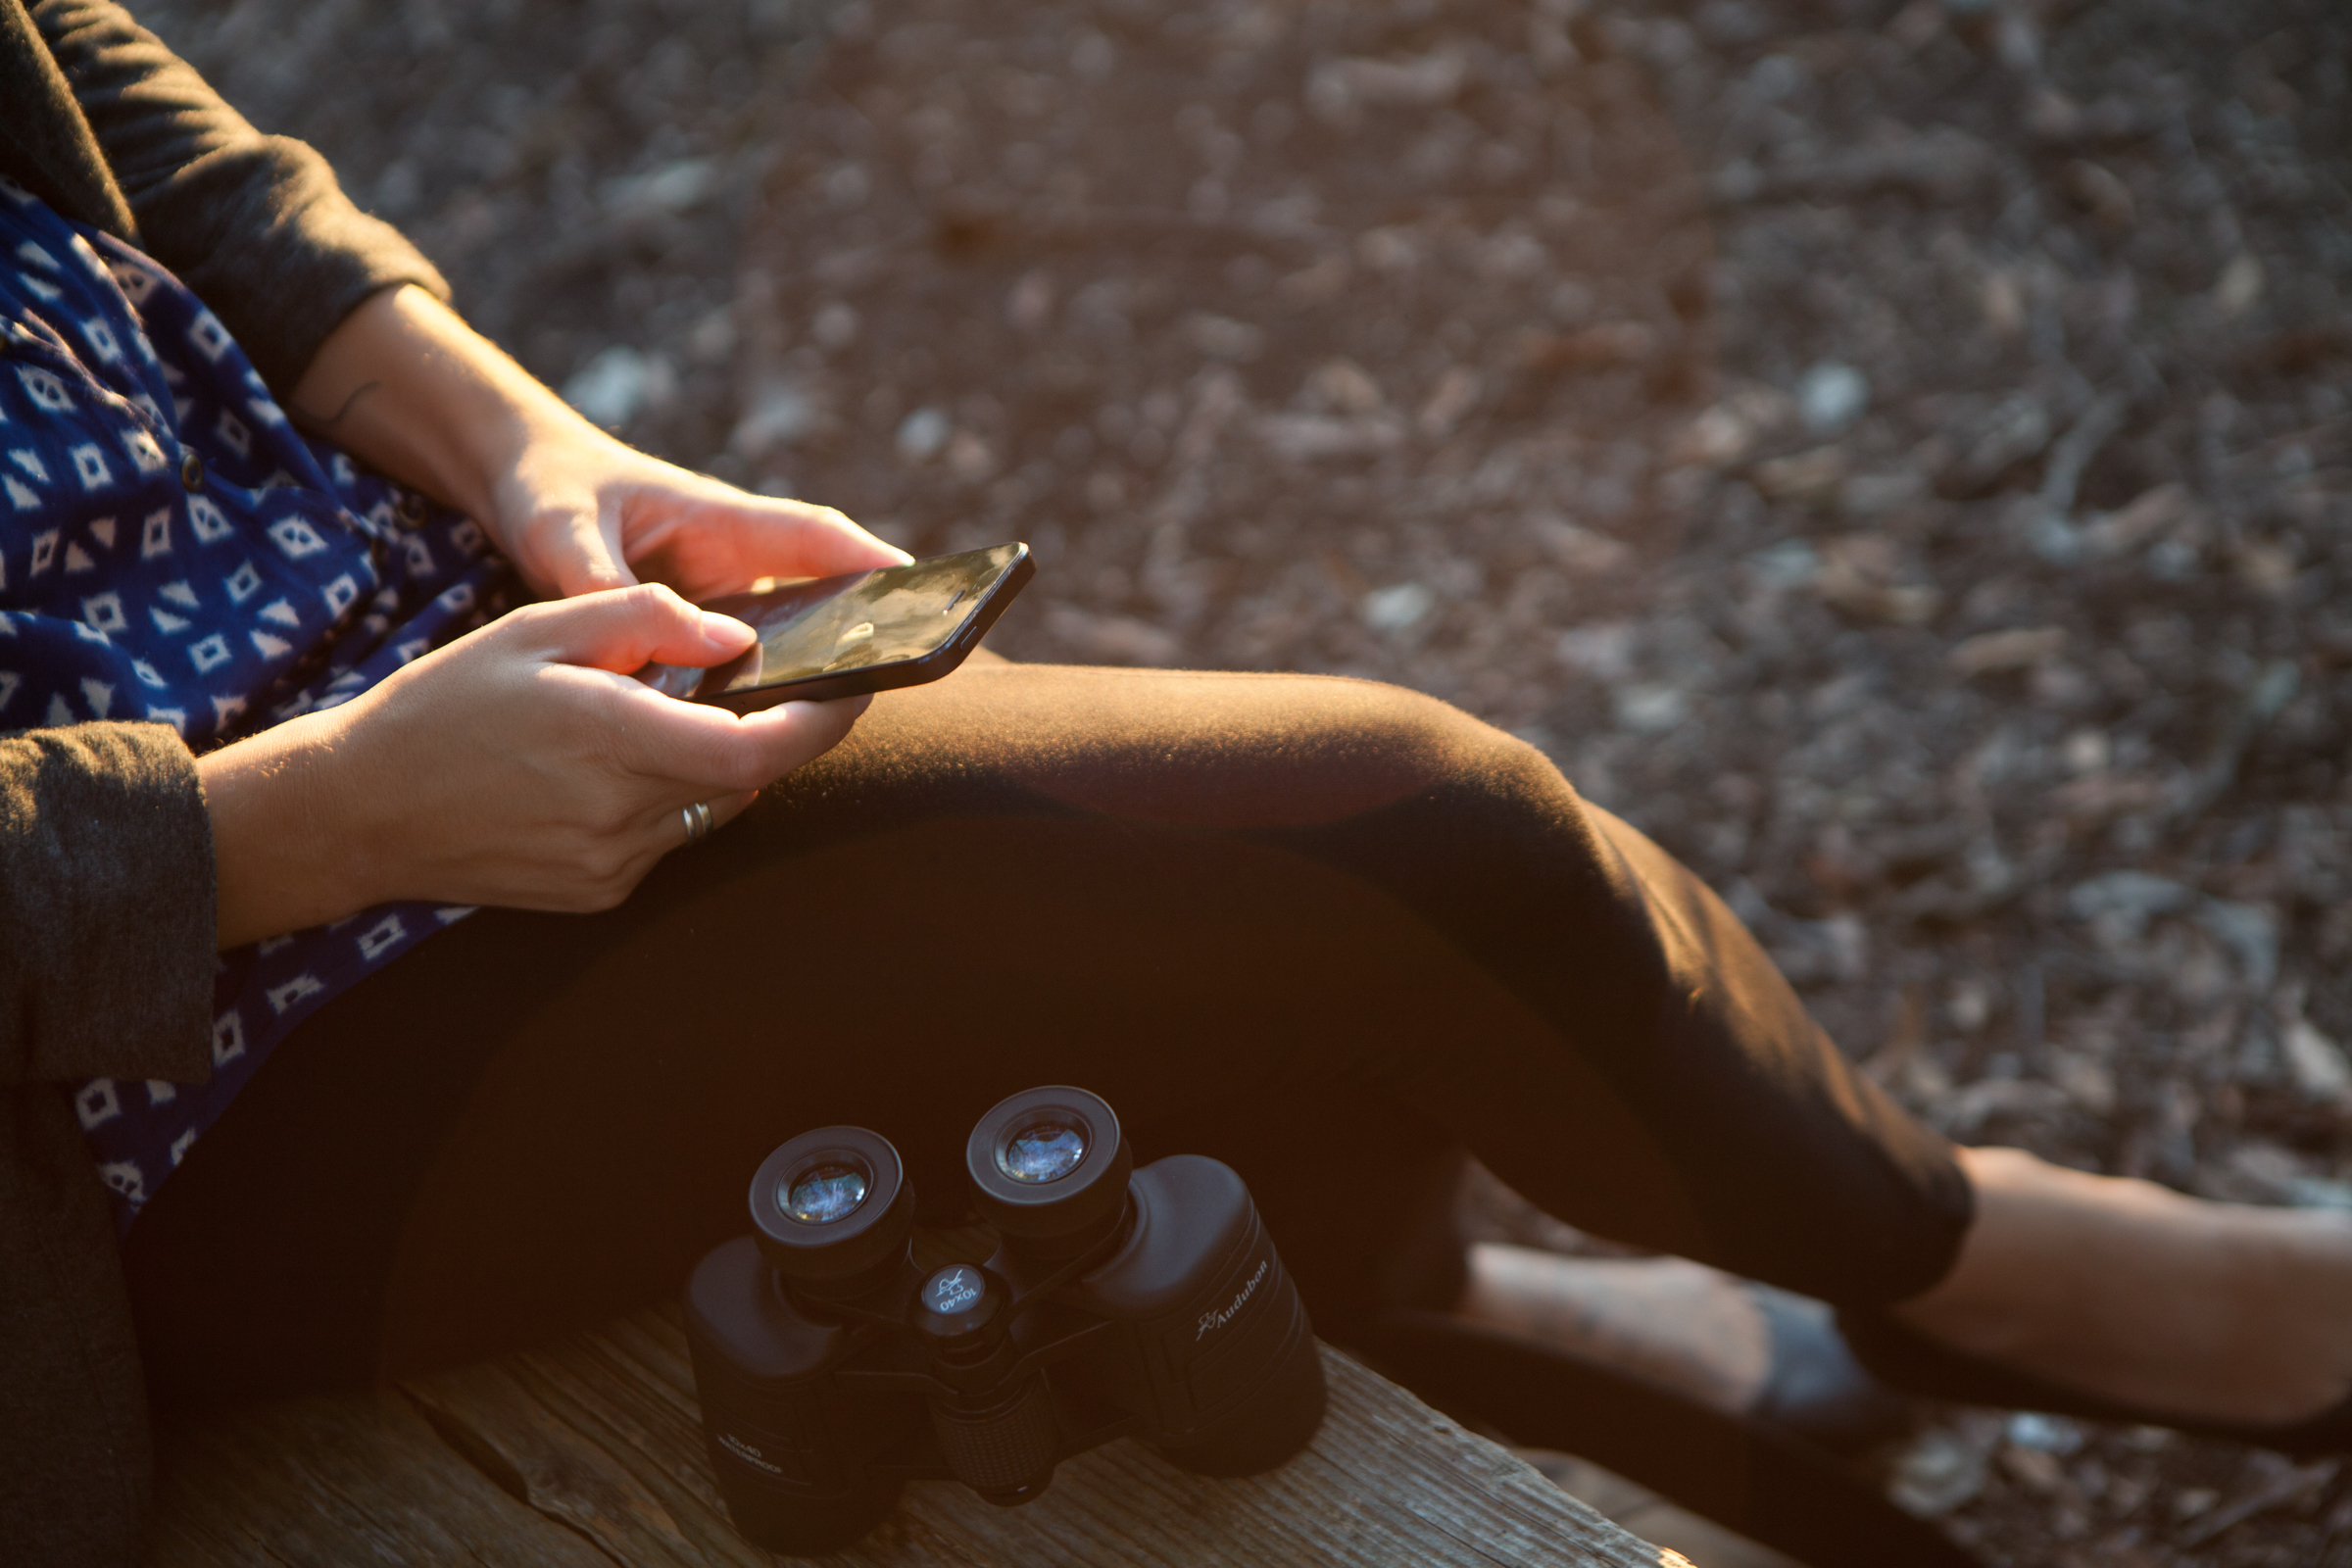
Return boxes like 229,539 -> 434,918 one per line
639,543 -> 1028,705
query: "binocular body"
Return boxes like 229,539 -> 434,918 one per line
685,1088 -> 1326,1552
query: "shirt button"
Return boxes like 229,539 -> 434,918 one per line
179,448 -> 204,491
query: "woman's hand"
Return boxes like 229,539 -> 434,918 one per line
198,586 -> 861,948
484,418 -> 906,600
232,285 -> 896,946
290,285 -> 910,600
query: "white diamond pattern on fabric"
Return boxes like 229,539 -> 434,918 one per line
0,188 -> 514,1232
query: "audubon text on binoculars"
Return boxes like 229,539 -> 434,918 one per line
684,1086 -> 1327,1552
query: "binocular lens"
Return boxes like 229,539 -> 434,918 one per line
967,1088 -> 1132,1252
750,1127 -> 911,1288
999,1121 -> 1086,1185
784,1161 -> 869,1224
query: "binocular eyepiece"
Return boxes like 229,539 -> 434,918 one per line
750,1088 -> 1136,1296
964,1085 -> 1134,1255
749,1124 -> 914,1296
686,1086 -> 1326,1552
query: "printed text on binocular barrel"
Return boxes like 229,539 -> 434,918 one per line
1197,1258 -> 1270,1342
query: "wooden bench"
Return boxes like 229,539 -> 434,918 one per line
145,1298 -> 1690,1567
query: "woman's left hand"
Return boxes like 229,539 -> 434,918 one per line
486,420 -> 909,600
291,285 -> 910,602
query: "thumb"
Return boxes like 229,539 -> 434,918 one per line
519,583 -> 755,673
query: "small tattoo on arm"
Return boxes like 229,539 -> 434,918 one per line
296,378 -> 383,431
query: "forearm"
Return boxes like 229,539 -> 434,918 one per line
290,284 -> 605,542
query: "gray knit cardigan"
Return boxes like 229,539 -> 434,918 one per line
0,3 -> 447,1559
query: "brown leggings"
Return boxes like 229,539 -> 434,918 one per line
124,659 -> 1970,1405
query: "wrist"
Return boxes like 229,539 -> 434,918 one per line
198,710 -> 377,949
291,286 -> 596,530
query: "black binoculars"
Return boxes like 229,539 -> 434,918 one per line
684,1086 -> 1327,1552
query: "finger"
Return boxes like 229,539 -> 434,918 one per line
601,686 -> 870,795
533,502 -> 639,598
631,482 -> 913,594
748,498 -> 914,574
708,788 -> 760,830
515,583 -> 756,672
656,789 -> 759,851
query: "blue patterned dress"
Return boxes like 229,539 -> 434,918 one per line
0,179 -> 519,1229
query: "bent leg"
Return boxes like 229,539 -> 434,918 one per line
125,662 -> 1966,1401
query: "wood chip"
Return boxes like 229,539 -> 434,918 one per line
1948,626 -> 2066,676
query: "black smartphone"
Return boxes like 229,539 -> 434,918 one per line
637,542 -> 1032,710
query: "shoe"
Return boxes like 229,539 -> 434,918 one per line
1748,1282 -> 1917,1452
1838,1307 -> 2352,1456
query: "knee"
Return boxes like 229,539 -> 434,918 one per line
1298,677 -> 1574,820
1336,676 -> 1571,799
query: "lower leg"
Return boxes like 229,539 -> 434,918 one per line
1455,1145 -> 2352,1431
1889,1146 -> 2352,1425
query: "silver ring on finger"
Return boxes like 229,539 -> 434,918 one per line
681,800 -> 714,846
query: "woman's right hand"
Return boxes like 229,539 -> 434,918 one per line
197,584 -> 864,948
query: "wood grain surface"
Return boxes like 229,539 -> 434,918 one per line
148,1302 -> 1686,1567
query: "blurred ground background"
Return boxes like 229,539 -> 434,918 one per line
133,0 -> 2352,1560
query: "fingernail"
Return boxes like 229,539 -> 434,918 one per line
701,611 -> 755,643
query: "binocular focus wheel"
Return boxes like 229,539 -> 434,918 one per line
930,1375 -> 1062,1497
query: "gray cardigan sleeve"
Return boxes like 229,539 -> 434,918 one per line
0,723 -> 214,1089
28,0 -> 451,396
